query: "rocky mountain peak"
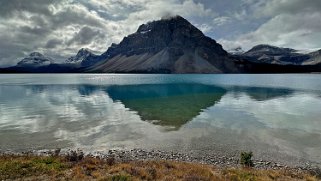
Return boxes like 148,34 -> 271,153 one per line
245,44 -> 295,55
17,52 -> 53,67
66,48 -> 101,67
66,48 -> 95,64
136,15 -> 201,36
91,15 -> 240,73
78,48 -> 92,54
228,47 -> 244,55
101,15 -> 227,60
241,44 -> 310,65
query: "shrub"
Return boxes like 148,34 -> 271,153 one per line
109,174 -> 131,181
65,150 -> 84,162
106,157 -> 116,166
240,151 -> 254,167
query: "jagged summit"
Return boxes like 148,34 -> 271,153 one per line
17,52 -> 53,67
66,48 -> 94,63
93,15 -> 238,73
136,15 -> 205,39
101,15 -> 213,59
78,48 -> 92,53
160,14 -> 182,20
66,48 -> 101,67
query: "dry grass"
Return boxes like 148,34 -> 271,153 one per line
0,155 -> 319,181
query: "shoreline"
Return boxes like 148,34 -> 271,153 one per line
2,148 -> 320,172
1,149 -> 321,181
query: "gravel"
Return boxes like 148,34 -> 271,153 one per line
2,148 -> 319,174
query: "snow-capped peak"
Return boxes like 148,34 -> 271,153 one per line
228,47 -> 245,55
66,48 -> 94,64
17,52 -> 53,67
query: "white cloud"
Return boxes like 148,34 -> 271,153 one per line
258,0 -> 321,17
213,16 -> 232,26
220,0 -> 321,51
0,0 -> 215,67
197,24 -> 213,33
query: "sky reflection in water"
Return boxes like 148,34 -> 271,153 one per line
0,74 -> 321,166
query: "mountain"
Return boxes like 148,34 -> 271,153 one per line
303,49 -> 321,65
241,44 -> 310,65
16,52 -> 53,67
230,45 -> 321,73
88,16 -> 242,73
2,52 -> 79,73
228,47 -> 244,55
66,48 -> 101,67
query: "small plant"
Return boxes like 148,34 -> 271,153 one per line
106,157 -> 116,166
54,148 -> 61,157
147,167 -> 157,179
109,174 -> 131,181
65,150 -> 84,162
240,151 -> 254,167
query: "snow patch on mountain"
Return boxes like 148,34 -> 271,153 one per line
66,48 -> 93,64
17,52 -> 53,67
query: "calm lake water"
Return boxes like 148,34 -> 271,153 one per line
1,74 -> 321,166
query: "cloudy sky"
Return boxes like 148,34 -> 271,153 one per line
0,0 -> 321,67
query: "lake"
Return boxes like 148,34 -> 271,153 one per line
0,74 -> 321,166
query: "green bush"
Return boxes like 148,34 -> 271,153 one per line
240,151 -> 254,167
109,174 -> 131,181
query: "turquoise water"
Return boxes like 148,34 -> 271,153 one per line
0,74 -> 321,165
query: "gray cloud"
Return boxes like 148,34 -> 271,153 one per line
68,26 -> 104,45
46,39 -> 64,49
259,0 -> 321,17
220,0 -> 321,51
0,0 -> 216,67
0,0 -> 320,67
0,0 -> 62,17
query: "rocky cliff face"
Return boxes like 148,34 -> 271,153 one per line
89,16 -> 242,73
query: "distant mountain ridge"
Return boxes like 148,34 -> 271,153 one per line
1,15 -> 321,73
239,44 -> 311,65
231,45 -> 321,73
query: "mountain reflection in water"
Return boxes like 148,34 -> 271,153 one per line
106,84 -> 226,129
